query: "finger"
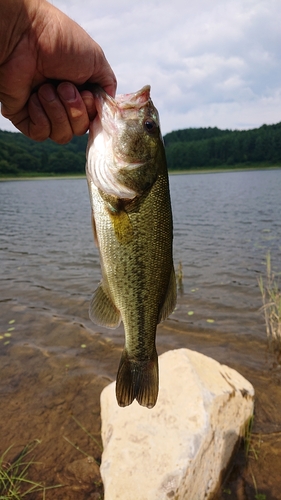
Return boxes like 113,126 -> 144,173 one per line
38,83 -> 73,144
90,49 -> 117,98
103,78 -> 117,99
80,90 -> 97,121
88,70 -> 117,100
57,82 -> 90,136
27,93 -> 52,141
1,94 -> 51,141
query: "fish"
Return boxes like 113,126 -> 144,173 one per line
85,85 -> 177,408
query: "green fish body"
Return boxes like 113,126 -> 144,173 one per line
86,86 -> 176,408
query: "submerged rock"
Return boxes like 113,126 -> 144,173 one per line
100,349 -> 254,500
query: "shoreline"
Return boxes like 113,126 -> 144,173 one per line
170,165 -> 281,175
0,174 -> 86,182
1,165 -> 281,182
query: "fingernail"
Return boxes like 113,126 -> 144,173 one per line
58,83 -> 76,102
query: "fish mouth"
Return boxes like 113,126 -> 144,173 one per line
92,85 -> 151,126
88,85 -> 152,140
114,85 -> 151,109
94,85 -> 151,110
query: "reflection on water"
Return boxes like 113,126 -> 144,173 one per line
0,170 -> 281,499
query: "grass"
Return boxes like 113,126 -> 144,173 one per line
258,252 -> 281,353
63,416 -> 103,498
0,441 -> 61,499
242,417 -> 267,500
0,417 -> 102,500
63,415 -> 102,465
250,470 -> 267,500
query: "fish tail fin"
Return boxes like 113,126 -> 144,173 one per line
116,348 -> 159,409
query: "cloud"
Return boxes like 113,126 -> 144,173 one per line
1,0 -> 281,135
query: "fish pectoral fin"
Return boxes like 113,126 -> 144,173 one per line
116,348 -> 159,409
158,266 -> 177,323
109,209 -> 134,244
89,283 -> 121,329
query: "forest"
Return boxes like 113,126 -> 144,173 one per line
0,121 -> 281,177
165,122 -> 281,170
0,130 -> 87,177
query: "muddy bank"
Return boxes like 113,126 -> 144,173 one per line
1,297 -> 281,499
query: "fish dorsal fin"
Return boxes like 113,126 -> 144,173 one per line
89,283 -> 121,329
158,266 -> 177,323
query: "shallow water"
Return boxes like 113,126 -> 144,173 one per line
0,170 -> 281,499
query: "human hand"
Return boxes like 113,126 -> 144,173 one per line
0,0 -> 117,143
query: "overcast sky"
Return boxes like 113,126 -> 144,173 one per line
1,0 -> 281,136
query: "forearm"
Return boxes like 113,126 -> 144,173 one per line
0,0 -> 40,65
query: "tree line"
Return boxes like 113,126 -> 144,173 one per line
0,130 -> 88,176
165,123 -> 281,169
1,121 -> 281,177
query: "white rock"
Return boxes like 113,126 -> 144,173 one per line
100,348 -> 254,500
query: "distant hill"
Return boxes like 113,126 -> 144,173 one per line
164,123 -> 281,170
1,121 -> 281,177
164,126 -> 233,146
0,130 -> 88,176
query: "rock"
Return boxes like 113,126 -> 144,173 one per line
59,456 -> 101,488
100,348 -> 254,500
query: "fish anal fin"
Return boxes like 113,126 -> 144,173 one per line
89,283 -> 121,329
116,348 -> 159,409
158,266 -> 177,323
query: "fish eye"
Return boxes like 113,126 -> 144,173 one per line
143,119 -> 158,134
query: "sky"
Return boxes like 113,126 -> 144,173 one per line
1,0 -> 281,136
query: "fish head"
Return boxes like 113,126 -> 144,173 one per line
86,85 -> 165,199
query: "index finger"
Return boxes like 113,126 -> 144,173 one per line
87,57 -> 117,98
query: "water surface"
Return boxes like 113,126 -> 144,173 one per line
0,170 -> 281,499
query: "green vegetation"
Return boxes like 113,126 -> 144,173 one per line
63,415 -> 102,463
63,416 -> 103,498
242,417 -> 267,500
258,253 -> 281,353
165,122 -> 281,170
0,441 -> 61,499
1,121 -> 281,177
0,129 -> 87,177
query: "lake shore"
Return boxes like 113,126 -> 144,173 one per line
0,174 -> 86,182
1,164 -> 281,182
1,301 -> 281,500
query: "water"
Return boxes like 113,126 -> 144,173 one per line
1,170 -> 280,336
0,170 -> 281,499
170,170 -> 281,336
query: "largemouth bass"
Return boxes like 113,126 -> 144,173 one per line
86,85 -> 176,408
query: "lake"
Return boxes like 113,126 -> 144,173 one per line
0,169 -> 281,499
